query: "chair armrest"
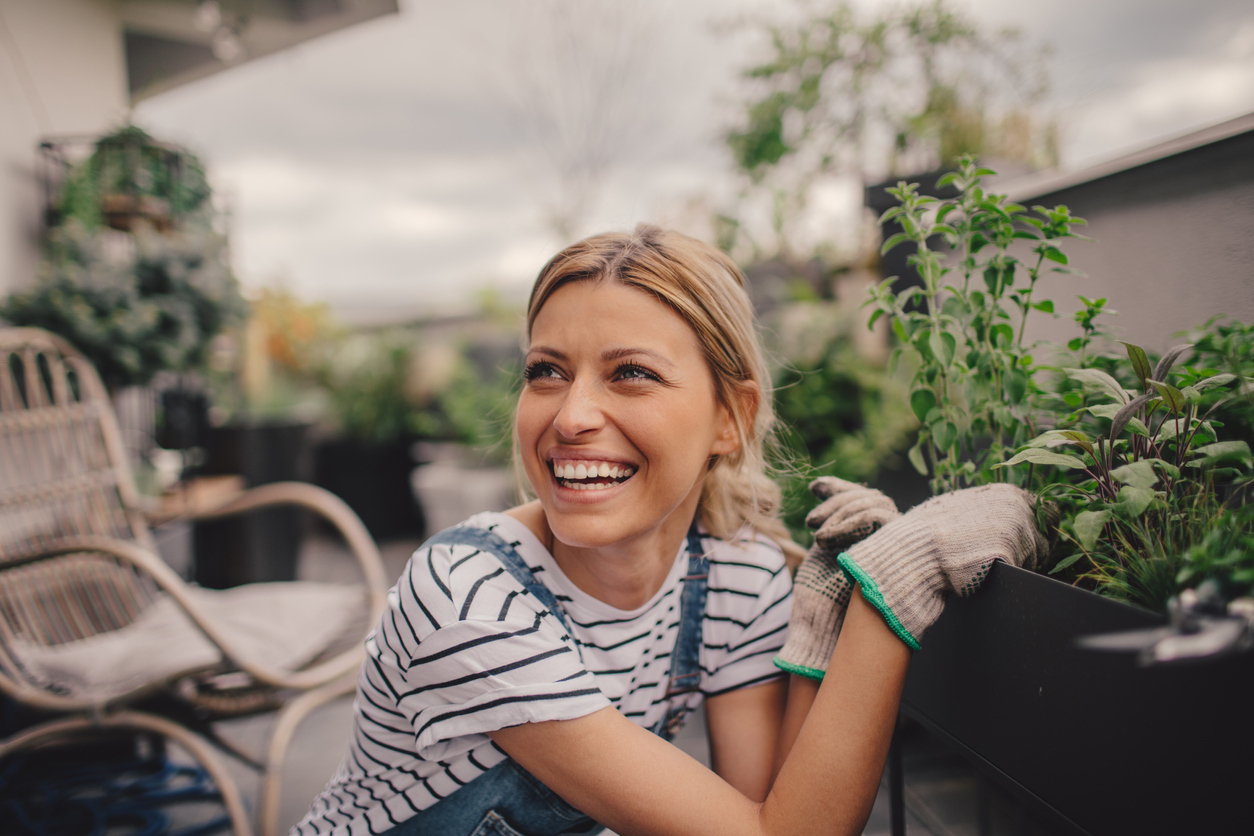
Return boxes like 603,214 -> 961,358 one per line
27,535 -> 372,692
166,481 -> 388,630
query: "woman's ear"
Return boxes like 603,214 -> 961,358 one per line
709,380 -> 759,457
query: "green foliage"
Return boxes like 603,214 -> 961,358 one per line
1007,338 -> 1251,611
59,125 -> 212,229
2,220 -> 245,389
865,156 -> 1088,494
772,325 -> 916,541
726,0 -> 1054,215
1177,506 -> 1254,600
415,357 -> 519,465
868,158 -> 1254,611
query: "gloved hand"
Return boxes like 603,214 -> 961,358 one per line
774,478 -> 900,680
837,484 -> 1054,651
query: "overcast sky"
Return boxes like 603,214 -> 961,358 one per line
133,0 -> 1254,322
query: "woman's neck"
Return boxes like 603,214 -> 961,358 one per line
505,495 -> 700,611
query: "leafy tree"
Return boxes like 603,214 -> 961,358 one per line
724,0 -> 1055,257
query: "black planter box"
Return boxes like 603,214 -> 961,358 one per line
903,563 -> 1254,835
193,421 -> 312,588
313,438 -> 425,540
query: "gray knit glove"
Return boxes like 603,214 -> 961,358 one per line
837,484 -> 1052,650
774,478 -> 900,680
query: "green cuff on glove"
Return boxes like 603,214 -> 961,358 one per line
772,655 -> 827,681
837,552 -> 922,652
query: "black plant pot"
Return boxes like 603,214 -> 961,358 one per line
193,421 -> 312,588
313,438 -> 425,540
902,563 -> 1254,836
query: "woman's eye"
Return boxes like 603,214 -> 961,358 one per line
614,362 -> 660,382
524,361 -> 562,382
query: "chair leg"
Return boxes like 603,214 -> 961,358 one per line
260,671 -> 359,836
0,710 -> 254,836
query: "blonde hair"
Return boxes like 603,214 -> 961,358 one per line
524,224 -> 804,569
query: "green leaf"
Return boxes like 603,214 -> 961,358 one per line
1048,552 -> 1085,575
1194,373 -> 1236,391
892,318 -> 909,343
991,323 -> 1014,347
1148,379 -> 1186,413
1119,342 -> 1152,388
1111,459 -> 1158,490
908,437 -> 928,476
1041,245 -> 1069,265
1005,368 -> 1028,404
1031,300 -> 1054,314
910,389 -> 937,423
932,420 -> 958,452
1065,367 -> 1130,404
1068,337 -> 1084,352
881,232 -> 912,255
1113,485 -> 1156,520
930,330 -> 957,367
997,448 -> 1088,469
867,308 -> 885,331
1072,510 -> 1111,551
1187,440 -> 1253,467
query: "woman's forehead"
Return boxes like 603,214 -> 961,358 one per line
527,281 -> 703,357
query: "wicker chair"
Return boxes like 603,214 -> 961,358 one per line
0,327 -> 389,836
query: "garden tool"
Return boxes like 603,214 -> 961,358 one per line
1078,580 -> 1254,665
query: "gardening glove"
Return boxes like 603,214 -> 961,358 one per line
837,484 -> 1055,651
774,478 -> 901,680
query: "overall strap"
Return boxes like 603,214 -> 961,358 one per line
651,519 -> 709,741
426,525 -> 572,634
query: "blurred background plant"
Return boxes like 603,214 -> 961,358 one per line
724,0 -> 1056,261
3,126 -> 245,391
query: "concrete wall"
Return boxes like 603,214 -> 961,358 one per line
1018,129 -> 1254,353
0,0 -> 128,296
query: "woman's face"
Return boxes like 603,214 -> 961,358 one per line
518,280 -> 739,551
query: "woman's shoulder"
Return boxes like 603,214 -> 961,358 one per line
404,511 -> 550,626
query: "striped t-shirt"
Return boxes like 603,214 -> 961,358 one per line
294,511 -> 793,836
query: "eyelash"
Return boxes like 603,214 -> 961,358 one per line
614,361 -> 660,382
524,360 -> 560,381
522,360 -> 661,383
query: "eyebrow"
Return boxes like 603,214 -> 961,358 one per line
527,345 -> 675,367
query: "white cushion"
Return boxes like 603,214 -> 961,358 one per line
10,581 -> 364,702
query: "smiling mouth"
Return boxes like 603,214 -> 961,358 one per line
550,460 -> 636,491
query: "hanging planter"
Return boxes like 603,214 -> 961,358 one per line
56,125 -> 211,233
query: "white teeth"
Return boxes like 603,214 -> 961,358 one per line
552,460 -> 635,487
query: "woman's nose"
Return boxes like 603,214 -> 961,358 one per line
552,380 -> 605,438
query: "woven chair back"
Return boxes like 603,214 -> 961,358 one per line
0,328 -> 156,646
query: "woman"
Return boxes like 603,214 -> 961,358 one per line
294,225 -> 1047,836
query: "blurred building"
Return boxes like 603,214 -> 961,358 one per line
1003,111 -> 1254,350
0,0 -> 398,297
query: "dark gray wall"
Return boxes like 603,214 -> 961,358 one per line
1019,130 -> 1254,352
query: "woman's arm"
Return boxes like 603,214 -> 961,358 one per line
704,678 -> 787,801
489,589 -> 911,836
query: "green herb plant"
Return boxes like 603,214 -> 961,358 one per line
999,342 -> 1251,610
865,155 -> 1088,494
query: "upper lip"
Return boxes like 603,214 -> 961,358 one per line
545,448 -> 637,467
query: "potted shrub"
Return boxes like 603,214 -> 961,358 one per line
863,158 -> 1254,834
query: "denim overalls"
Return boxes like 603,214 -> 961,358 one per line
380,522 -> 710,836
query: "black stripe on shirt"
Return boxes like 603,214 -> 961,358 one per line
459,566 -> 506,620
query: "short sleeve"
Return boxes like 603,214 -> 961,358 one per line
700,536 -> 793,697
363,541 -> 610,761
